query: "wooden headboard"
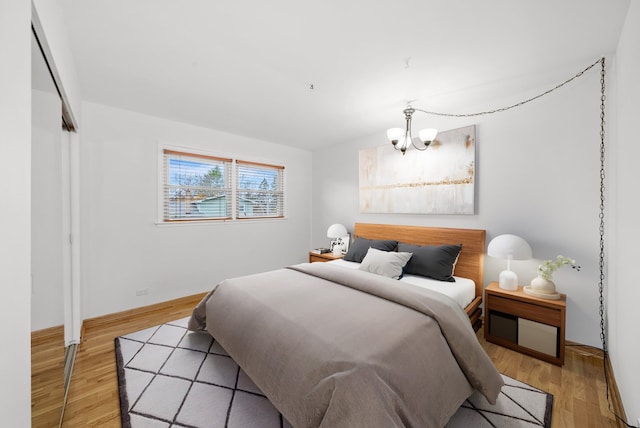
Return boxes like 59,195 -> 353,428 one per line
354,223 -> 486,330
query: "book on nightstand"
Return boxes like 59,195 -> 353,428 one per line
311,248 -> 331,254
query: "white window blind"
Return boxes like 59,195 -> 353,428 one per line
163,149 -> 232,221
236,160 -> 285,219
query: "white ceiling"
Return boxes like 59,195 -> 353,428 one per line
59,0 -> 630,150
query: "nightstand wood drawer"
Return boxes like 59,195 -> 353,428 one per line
308,252 -> 344,263
487,295 -> 561,326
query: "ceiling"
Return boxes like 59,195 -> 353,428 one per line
58,0 -> 630,151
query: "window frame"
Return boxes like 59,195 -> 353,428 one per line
157,144 -> 287,225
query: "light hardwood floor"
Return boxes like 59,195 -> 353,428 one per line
32,294 -> 627,428
31,325 -> 66,427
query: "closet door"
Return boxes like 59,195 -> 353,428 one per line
31,31 -> 65,331
31,29 -> 69,426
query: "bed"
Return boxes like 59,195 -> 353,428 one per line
189,223 -> 502,427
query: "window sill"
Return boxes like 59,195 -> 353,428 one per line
155,217 -> 288,227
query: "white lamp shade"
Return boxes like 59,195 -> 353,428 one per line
327,223 -> 348,239
487,234 -> 532,260
487,234 -> 532,290
418,128 -> 438,143
386,128 -> 404,142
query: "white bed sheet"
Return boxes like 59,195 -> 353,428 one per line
327,259 -> 475,309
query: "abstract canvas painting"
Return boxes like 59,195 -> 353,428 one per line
359,125 -> 476,214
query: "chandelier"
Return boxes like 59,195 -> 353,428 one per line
386,105 -> 437,155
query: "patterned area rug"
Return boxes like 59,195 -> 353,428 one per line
115,318 -> 553,427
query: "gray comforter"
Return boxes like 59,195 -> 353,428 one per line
189,263 -> 504,428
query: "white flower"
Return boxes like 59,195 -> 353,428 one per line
537,255 -> 580,280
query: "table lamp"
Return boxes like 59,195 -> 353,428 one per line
487,234 -> 532,290
327,224 -> 348,256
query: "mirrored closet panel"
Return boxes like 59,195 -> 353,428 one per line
31,26 -> 74,426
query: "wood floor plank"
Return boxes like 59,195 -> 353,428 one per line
31,326 -> 65,428
32,293 -> 628,427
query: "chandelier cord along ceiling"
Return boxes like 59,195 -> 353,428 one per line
396,57 -> 629,427
412,58 -> 604,118
387,58 -> 604,155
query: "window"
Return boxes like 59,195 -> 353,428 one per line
236,161 -> 285,219
163,150 -> 232,221
161,148 -> 285,222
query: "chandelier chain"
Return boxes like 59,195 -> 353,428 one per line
413,58 -> 603,118
596,58 -> 632,428
599,56 -> 606,357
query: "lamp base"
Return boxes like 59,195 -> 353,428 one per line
498,270 -> 518,290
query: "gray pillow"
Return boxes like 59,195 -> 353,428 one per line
344,238 -> 398,263
359,248 -> 413,280
397,243 -> 462,282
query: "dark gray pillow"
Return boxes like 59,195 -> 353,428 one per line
397,243 -> 462,282
344,238 -> 398,263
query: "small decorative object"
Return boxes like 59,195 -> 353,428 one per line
524,255 -> 581,300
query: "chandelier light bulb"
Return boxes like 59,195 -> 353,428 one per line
418,128 -> 438,144
387,128 -> 404,144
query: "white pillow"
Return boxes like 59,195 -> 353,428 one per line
359,247 -> 413,280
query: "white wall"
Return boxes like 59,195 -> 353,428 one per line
610,1 -> 640,423
80,102 -> 313,318
0,0 -> 32,425
313,61 -> 606,348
